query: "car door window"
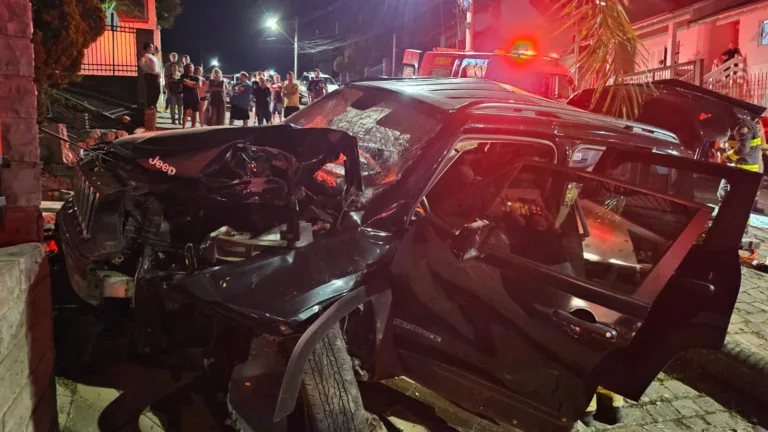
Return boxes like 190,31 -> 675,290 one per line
432,162 -> 707,297
425,141 -> 555,220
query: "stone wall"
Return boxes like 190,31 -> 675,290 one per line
0,244 -> 54,431
0,0 -> 42,247
0,2 -> 56,431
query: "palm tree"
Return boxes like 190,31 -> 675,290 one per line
558,0 -> 649,118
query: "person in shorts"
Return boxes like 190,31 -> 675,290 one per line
282,71 -> 301,118
271,74 -> 284,123
180,63 -> 201,128
230,72 -> 252,127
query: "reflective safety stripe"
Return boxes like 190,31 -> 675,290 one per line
737,164 -> 761,172
728,151 -> 740,161
727,139 -> 762,147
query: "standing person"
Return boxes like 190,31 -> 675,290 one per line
181,55 -> 191,67
194,66 -> 208,126
166,63 -> 183,125
180,63 -> 201,129
163,52 -> 181,112
270,74 -> 284,123
721,42 -> 742,64
139,42 -> 162,110
230,72 -> 253,127
307,68 -> 328,104
282,72 -> 301,118
207,68 -> 227,126
253,76 -> 272,125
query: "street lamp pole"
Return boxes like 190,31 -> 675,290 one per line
294,16 -> 298,77
465,0 -> 474,52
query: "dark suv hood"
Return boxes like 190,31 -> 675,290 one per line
106,124 -> 363,205
567,79 -> 766,147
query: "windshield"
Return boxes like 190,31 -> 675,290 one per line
286,87 -> 442,205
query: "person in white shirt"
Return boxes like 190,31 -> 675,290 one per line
139,42 -> 161,109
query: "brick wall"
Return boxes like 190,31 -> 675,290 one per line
0,244 -> 55,431
0,0 -> 42,247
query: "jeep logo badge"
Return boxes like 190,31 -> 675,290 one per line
148,156 -> 176,176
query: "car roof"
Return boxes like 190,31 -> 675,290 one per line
349,77 -> 552,110
348,77 -> 683,149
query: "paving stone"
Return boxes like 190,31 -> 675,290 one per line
748,289 -> 768,301
692,397 -> 722,414
742,312 -> 768,323
735,303 -> 762,315
680,416 -> 709,430
670,399 -> 703,417
640,382 -> 668,403
704,412 -> 741,429
662,381 -> 697,398
642,421 -> 690,432
623,407 -> 654,425
645,403 -> 680,423
738,292 -> 759,303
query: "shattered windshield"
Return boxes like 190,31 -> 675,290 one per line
286,87 -> 442,205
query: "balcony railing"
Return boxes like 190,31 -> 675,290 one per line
614,59 -> 705,86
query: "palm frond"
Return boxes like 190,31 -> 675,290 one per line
556,0 -> 653,119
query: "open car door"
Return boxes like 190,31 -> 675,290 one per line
384,152 -> 760,432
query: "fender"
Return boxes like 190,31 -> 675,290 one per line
272,283 -> 390,421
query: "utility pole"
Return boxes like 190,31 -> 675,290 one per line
392,33 -> 397,76
465,0 -> 474,52
294,16 -> 299,77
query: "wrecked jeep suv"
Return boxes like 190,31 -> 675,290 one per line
57,78 -> 761,431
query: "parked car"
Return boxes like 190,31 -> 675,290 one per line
298,72 -> 339,105
567,79 -> 767,160
56,78 -> 760,431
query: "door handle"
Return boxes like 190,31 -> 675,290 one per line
552,309 -> 617,343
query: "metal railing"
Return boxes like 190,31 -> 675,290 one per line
81,25 -> 138,76
704,57 -> 748,84
614,59 -> 704,86
706,71 -> 768,107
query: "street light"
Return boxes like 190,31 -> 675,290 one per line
265,16 -> 298,77
210,59 -> 219,67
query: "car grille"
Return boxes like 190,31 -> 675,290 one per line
72,169 -> 99,237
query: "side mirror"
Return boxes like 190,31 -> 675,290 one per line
449,220 -> 493,261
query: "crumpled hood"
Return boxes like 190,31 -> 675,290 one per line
107,124 -> 362,205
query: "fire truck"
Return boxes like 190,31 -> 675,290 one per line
402,47 -> 575,101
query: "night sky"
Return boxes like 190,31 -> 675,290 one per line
162,0 -> 360,74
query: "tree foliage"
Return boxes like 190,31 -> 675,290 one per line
557,0 -> 650,118
156,0 -> 183,29
333,40 -> 383,78
31,0 -> 106,119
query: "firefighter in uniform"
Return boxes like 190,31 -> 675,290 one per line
718,117 -> 764,203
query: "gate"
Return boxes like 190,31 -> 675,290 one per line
81,25 -> 138,76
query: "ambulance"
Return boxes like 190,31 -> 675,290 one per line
402,47 -> 575,101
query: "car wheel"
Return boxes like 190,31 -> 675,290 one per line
300,323 -> 369,431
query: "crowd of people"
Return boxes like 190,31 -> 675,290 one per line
139,43 -> 330,129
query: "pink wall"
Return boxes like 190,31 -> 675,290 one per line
738,8 -> 768,72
